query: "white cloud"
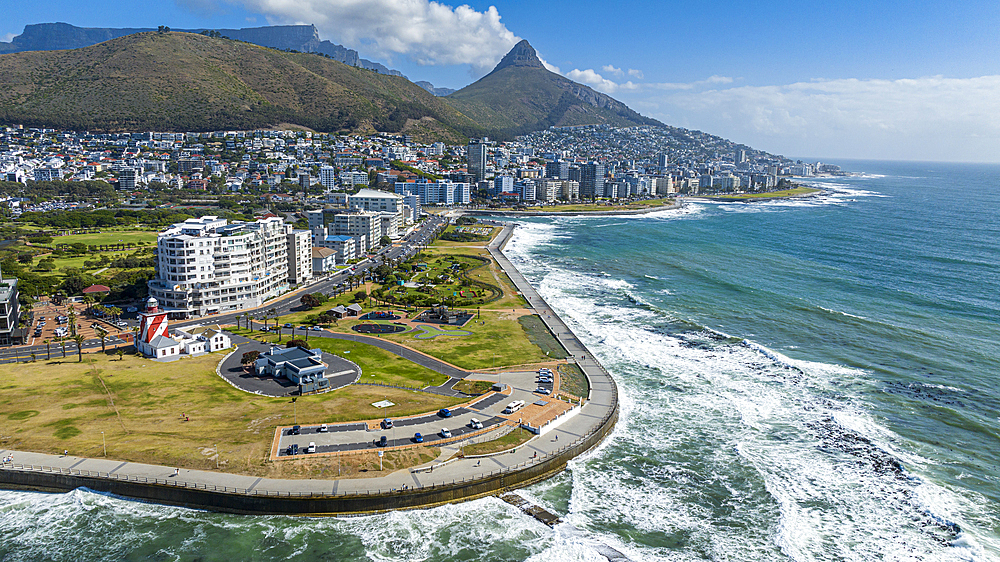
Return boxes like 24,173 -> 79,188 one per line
627,68 -> 643,79
602,64 -> 624,77
617,75 -> 1000,162
566,68 -> 639,94
649,75 -> 735,90
231,0 -> 520,73
2,32 -> 16,43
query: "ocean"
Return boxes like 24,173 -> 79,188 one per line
1,160 -> 998,561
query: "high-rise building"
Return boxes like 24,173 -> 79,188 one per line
545,160 -> 569,179
148,216 -> 292,317
0,268 -> 20,345
286,229 -> 313,285
118,167 -> 138,190
580,162 -> 605,199
467,138 -> 489,182
656,153 -> 669,168
319,166 -> 337,190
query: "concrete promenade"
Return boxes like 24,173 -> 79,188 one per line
0,221 -> 619,514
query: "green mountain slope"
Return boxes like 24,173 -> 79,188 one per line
0,31 -> 480,141
445,40 -> 662,139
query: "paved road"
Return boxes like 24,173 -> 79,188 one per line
0,216 -> 450,364
1,219 -> 620,502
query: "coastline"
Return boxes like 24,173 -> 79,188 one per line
466,198 -> 682,217
0,221 -> 620,516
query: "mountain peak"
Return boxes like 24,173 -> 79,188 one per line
490,39 -> 544,74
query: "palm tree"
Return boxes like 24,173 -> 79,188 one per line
82,293 -> 95,313
67,305 -> 77,336
116,348 -> 125,361
107,306 -> 122,322
44,339 -> 50,360
96,327 -> 108,352
72,334 -> 85,362
58,336 -> 67,358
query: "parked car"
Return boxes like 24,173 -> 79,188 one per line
283,323 -> 293,328
413,432 -> 423,443
438,408 -> 452,418
286,443 -> 299,456
289,425 -> 301,435
535,387 -> 551,395
469,418 -> 484,430
310,326 -> 323,331
376,435 -> 388,447
125,307 -> 138,313
306,442 -> 316,454
381,418 -> 393,429
318,424 -> 328,433
440,428 -> 452,438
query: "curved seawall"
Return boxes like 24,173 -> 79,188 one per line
0,222 -> 619,515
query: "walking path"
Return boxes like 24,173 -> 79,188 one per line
0,221 -> 619,513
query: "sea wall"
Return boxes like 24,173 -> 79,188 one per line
0,406 -> 617,515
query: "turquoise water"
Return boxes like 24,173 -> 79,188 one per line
2,161 -> 998,560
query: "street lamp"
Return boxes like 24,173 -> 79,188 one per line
101,431 -> 106,457
215,444 -> 219,469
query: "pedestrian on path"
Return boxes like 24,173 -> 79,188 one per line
173,468 -> 179,477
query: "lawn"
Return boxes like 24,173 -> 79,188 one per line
0,350 -> 463,476
377,313 -> 550,371
462,426 -> 533,456
226,327 -> 450,388
49,230 -> 158,247
518,315 -> 569,359
557,363 -> 589,399
697,187 -> 821,200
415,246 -> 527,310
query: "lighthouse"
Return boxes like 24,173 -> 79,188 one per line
136,296 -> 175,357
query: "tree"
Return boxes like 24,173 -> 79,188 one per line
57,336 -> 66,358
44,339 -> 50,360
241,350 -> 260,367
300,293 -> 321,309
380,235 -> 392,247
285,339 -> 308,350
354,290 -> 368,303
96,327 -> 108,352
116,348 -> 125,361
73,334 -> 85,362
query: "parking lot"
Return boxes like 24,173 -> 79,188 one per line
27,299 -> 135,349
274,367 -> 570,458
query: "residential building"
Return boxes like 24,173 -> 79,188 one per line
311,246 -> 339,272
148,215 -> 291,316
467,138 -> 489,182
286,229 -> 313,285
580,162 -> 605,199
545,160 -> 569,179
0,272 -> 20,345
255,345 -> 329,390
319,166 -> 337,190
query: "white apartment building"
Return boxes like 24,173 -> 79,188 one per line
148,216 -> 292,317
319,166 -> 337,190
308,208 -> 381,252
286,229 -> 313,285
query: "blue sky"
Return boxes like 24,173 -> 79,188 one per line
6,0 -> 1000,162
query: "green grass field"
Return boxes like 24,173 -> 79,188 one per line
50,230 -> 157,247
697,187 -> 821,200
0,349 -> 463,476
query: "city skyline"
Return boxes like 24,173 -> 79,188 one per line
6,0 -> 1000,163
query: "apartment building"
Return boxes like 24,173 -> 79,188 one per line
286,229 -> 313,285
148,216 -> 292,317
0,273 -> 20,345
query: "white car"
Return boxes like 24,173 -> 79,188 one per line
535,387 -> 551,395
469,418 -> 484,430
306,442 -> 316,453
318,424 -> 328,433
440,428 -> 452,438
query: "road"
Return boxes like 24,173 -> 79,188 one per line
0,219 -> 620,507
0,215 -> 450,364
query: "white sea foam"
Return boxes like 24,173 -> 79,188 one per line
503,225 -> 997,560
818,305 -> 868,320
